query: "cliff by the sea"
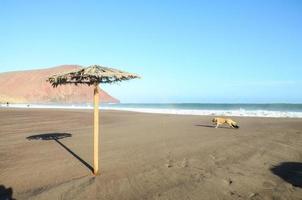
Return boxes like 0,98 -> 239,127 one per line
0,65 -> 119,104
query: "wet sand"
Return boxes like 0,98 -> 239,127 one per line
0,108 -> 302,199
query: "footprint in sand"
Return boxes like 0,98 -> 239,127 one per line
180,158 -> 188,168
262,181 -> 276,189
165,158 -> 188,168
229,191 -> 242,198
165,152 -> 173,168
248,192 -> 262,200
190,167 -> 212,183
191,172 -> 206,182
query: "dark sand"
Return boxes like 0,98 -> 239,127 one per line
0,108 -> 302,200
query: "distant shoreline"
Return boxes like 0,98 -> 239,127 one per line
1,103 -> 302,118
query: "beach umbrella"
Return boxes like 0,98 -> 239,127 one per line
48,65 -> 140,175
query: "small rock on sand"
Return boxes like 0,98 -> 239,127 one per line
165,160 -> 173,168
223,178 -> 233,185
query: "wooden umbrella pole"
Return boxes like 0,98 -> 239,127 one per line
93,84 -> 100,175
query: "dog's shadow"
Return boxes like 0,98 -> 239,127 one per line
195,124 -> 234,129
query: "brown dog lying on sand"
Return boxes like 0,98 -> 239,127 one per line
212,117 -> 239,129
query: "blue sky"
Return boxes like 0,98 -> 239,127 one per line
1,0 -> 301,103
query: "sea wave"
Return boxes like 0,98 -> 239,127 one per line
2,104 -> 302,118
101,107 -> 302,118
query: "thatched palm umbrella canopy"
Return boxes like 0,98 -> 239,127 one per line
48,65 -> 140,86
48,65 -> 140,175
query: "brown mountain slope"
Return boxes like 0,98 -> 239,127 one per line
0,65 -> 119,104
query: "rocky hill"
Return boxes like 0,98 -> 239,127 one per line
0,65 -> 119,104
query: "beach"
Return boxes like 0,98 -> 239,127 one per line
1,108 -> 302,199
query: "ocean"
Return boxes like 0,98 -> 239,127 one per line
2,103 -> 302,118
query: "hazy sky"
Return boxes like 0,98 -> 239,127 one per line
1,0 -> 301,103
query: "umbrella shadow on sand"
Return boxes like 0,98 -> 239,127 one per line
26,133 -> 93,173
270,162 -> 302,188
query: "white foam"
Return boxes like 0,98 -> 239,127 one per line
101,107 -> 302,118
1,104 -> 302,118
